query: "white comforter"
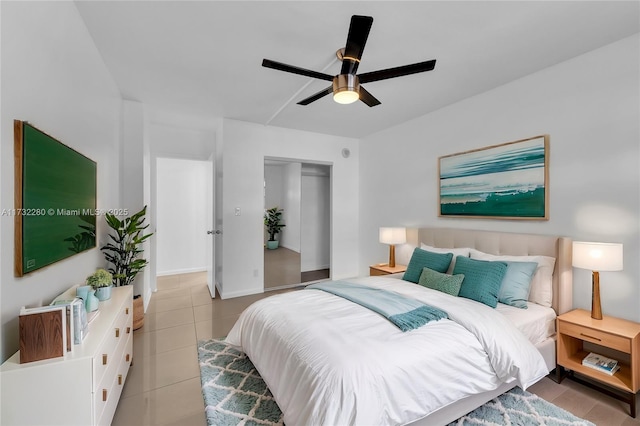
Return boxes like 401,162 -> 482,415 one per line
226,276 -> 549,426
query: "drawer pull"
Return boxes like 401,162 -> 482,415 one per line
126,353 -> 130,362
118,374 -> 123,385
102,354 -> 108,365
126,327 -> 131,334
115,328 -> 120,338
102,389 -> 107,402
125,307 -> 129,315
580,333 -> 602,342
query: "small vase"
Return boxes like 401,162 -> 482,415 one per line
86,289 -> 99,313
95,285 -> 112,301
76,285 -> 91,301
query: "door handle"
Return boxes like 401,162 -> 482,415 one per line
207,230 -> 222,235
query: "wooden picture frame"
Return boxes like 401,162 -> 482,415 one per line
438,135 -> 549,220
14,120 -> 97,276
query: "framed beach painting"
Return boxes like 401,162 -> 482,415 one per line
438,135 -> 549,220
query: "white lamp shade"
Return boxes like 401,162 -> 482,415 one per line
572,241 -> 623,271
379,227 -> 406,245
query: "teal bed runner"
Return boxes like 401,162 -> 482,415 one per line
306,281 -> 447,331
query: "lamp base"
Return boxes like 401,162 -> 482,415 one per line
388,245 -> 396,268
591,271 -> 602,320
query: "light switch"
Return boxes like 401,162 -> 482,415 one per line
235,207 -> 241,216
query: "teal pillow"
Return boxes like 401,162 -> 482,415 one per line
453,256 -> 507,308
418,267 -> 464,296
403,248 -> 453,283
498,261 -> 538,309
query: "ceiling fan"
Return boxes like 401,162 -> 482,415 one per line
262,15 -> 436,107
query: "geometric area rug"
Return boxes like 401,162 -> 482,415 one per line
198,339 -> 594,426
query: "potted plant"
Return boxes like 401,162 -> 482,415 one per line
264,206 -> 285,250
101,206 -> 153,329
87,268 -> 113,301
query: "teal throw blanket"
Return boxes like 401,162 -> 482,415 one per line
306,281 -> 448,332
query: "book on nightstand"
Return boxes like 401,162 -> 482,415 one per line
582,352 -> 620,375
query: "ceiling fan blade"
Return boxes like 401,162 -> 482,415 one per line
358,59 -> 436,84
297,86 -> 333,105
262,59 -> 334,82
358,86 -> 381,107
340,15 -> 373,75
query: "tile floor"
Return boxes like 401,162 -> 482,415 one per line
112,272 -> 639,426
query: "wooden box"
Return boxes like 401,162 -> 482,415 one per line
19,307 -> 66,363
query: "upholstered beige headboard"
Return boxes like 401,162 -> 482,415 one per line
402,228 -> 573,315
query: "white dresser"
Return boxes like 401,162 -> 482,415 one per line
1,286 -> 133,426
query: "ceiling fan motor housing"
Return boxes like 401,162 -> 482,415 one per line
333,74 -> 360,103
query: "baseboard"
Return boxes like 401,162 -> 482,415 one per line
301,264 -> 330,273
157,267 -> 207,276
264,282 -> 308,292
219,287 -> 263,300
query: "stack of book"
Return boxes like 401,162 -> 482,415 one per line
582,352 -> 620,376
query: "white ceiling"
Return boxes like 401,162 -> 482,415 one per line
75,1 -> 639,138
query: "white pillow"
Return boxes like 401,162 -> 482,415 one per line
469,249 -> 556,308
420,244 -> 471,274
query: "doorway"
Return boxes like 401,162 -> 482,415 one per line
264,160 -> 331,290
156,158 -> 213,294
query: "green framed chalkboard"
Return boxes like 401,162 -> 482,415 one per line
14,120 -> 97,276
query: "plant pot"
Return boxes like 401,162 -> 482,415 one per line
266,240 -> 279,250
94,285 -> 112,301
133,295 -> 144,330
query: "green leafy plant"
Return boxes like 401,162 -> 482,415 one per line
86,268 -> 113,288
101,206 -> 153,287
264,206 -> 285,241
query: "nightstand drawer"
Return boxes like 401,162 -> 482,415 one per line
560,321 -> 630,353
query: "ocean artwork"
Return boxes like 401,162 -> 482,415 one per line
439,135 -> 548,219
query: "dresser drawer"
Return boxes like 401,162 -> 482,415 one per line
93,305 -> 130,389
559,321 -> 630,353
95,324 -> 133,425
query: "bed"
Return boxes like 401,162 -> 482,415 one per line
226,227 -> 573,425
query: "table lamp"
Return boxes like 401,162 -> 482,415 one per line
572,241 -> 623,320
379,227 -> 406,268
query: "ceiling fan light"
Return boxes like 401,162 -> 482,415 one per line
333,74 -> 360,104
333,90 -> 359,104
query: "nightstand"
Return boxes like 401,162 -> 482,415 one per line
557,309 -> 640,417
369,263 -> 406,276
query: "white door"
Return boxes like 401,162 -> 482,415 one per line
206,152 -> 216,298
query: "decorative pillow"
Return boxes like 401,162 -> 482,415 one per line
452,256 -> 507,308
402,248 -> 453,283
470,249 -> 556,308
497,261 -> 538,309
418,267 -> 464,296
420,244 -> 471,274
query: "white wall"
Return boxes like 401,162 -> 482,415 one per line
156,158 -> 210,275
121,100 -> 149,302
359,35 -> 640,322
281,163 -> 301,252
0,2 -> 122,361
301,172 -> 331,272
217,119 -> 358,298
